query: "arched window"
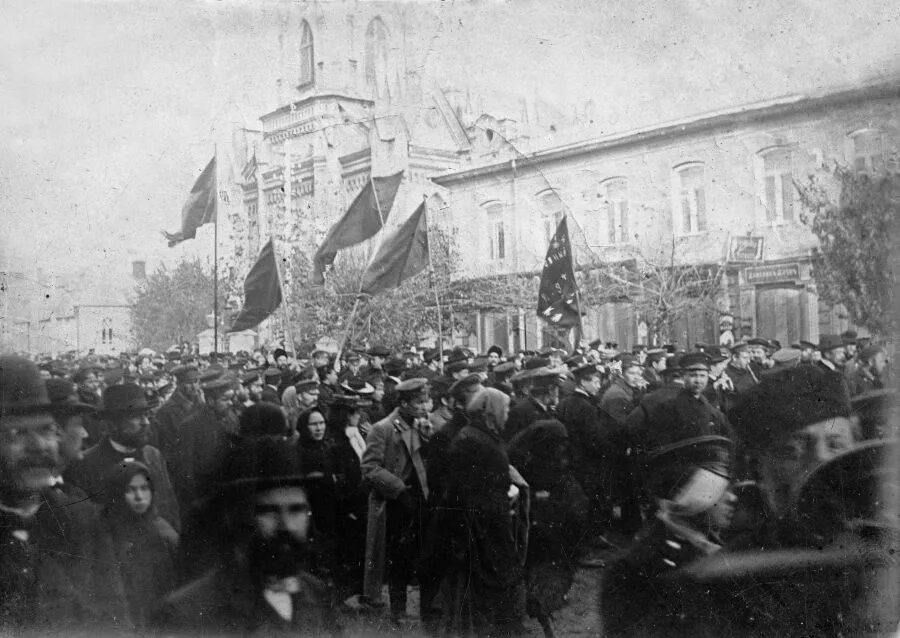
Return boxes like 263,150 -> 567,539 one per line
672,162 -> 707,235
600,178 -> 629,244
365,17 -> 390,98
299,20 -> 314,87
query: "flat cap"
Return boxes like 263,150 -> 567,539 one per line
680,352 -> 711,371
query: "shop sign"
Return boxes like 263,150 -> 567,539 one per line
744,263 -> 801,285
727,236 -> 765,262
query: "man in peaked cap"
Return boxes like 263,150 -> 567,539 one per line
65,383 -> 181,532
601,435 -> 738,636
0,355 -> 131,631
504,367 -> 559,441
155,437 -> 341,635
155,364 -> 203,462
361,378 -> 434,625
260,367 -> 283,404
167,376 -> 237,509
556,361 -> 616,548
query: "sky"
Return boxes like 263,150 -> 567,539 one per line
2,0 -> 899,293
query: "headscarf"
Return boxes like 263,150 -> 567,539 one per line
465,387 -> 510,436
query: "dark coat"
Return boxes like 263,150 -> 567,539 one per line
504,396 -> 551,441
599,378 -> 643,428
555,388 -> 613,488
65,437 -> 181,532
0,488 -> 131,632
155,562 -> 341,636
168,405 -> 232,507
155,388 -> 200,459
441,417 -> 526,636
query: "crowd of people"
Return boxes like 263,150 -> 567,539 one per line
0,328 -> 896,636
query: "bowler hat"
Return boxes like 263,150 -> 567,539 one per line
1,355 -> 52,416
217,437 -> 305,494
100,384 -> 150,416
818,334 -> 844,352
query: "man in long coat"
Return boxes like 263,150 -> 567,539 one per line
360,378 -> 433,625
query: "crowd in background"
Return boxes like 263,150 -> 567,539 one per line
0,328 -> 895,636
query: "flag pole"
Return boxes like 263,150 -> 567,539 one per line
568,213 -> 585,349
423,196 -> 444,373
270,236 -> 296,359
213,145 -> 219,357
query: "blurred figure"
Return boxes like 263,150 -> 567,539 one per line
155,438 -> 340,635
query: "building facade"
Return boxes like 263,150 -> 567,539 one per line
432,83 -> 899,352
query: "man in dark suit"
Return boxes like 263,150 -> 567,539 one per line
0,355 -> 130,633
504,367 -> 559,441
155,437 -> 340,635
65,383 -> 181,531
155,364 -> 202,462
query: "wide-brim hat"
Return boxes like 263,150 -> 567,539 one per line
1,355 -> 52,416
341,378 -> 374,395
216,437 -> 306,496
99,383 -> 150,416
793,439 -> 897,538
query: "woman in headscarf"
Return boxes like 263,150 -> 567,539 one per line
297,407 -> 337,541
441,387 -> 528,637
508,419 -> 588,637
325,395 -> 369,602
98,460 -> 179,628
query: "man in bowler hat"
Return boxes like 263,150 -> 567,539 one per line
65,382 -> 181,531
0,355 -> 130,632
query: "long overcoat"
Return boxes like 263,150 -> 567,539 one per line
360,408 -> 429,601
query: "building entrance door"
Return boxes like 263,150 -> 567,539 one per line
756,285 -> 804,345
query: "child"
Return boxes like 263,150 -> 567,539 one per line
99,459 -> 179,628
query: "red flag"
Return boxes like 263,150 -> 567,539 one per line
537,216 -> 580,327
312,171 -> 403,284
229,238 -> 283,332
361,203 -> 429,295
164,157 -> 217,247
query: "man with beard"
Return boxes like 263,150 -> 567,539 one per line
167,376 -> 237,509
156,437 -> 340,635
238,370 -> 264,408
155,364 -> 202,467
65,383 -> 181,531
0,355 -> 130,631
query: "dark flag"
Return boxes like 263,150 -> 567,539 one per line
312,171 -> 403,284
229,238 -> 283,332
537,216 -> 580,327
164,157 -> 217,247
361,202 -> 429,295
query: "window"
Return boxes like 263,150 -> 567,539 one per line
602,178 -> 629,244
538,190 -> 563,244
673,163 -> 707,235
760,147 -> 795,223
850,129 -> 883,174
485,202 -> 506,261
299,20 -> 314,87
365,17 -> 390,98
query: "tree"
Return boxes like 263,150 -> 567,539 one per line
797,165 -> 899,335
131,258 -> 227,351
